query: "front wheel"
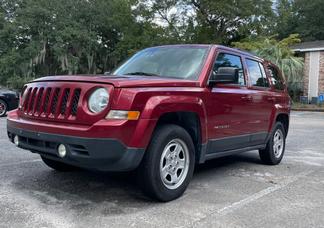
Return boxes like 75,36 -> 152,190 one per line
138,124 -> 195,202
259,122 -> 286,165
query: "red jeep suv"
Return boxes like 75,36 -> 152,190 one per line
7,45 -> 290,201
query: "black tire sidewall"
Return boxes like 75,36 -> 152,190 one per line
264,122 -> 286,164
0,99 -> 7,117
140,124 -> 195,201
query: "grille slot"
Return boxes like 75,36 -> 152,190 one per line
50,88 -> 60,115
23,88 -> 32,112
71,89 -> 81,116
60,89 -> 70,115
35,88 -> 44,113
21,86 -> 81,119
29,88 -> 38,113
43,88 -> 52,114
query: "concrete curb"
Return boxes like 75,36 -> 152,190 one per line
292,108 -> 324,112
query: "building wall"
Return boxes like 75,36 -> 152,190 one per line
309,51 -> 320,98
319,51 -> 324,95
303,51 -> 324,98
303,52 -> 310,96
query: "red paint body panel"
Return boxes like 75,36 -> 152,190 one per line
7,44 -> 291,156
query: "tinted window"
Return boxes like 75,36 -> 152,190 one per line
246,59 -> 269,87
259,63 -> 270,87
268,66 -> 284,90
213,53 -> 245,85
113,47 -> 209,80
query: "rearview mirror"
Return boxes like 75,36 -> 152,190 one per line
208,67 -> 239,86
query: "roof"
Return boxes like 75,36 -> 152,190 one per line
214,45 -> 264,60
291,40 -> 324,52
149,44 -> 264,61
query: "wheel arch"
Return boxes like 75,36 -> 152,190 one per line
142,96 -> 207,159
155,111 -> 204,163
275,113 -> 289,136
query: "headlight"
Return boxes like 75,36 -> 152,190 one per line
88,88 -> 109,113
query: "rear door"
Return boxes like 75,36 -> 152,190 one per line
244,58 -> 274,144
206,51 -> 253,153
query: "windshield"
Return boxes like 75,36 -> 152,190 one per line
112,46 -> 209,80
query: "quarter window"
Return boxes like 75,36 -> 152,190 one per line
246,59 -> 269,87
268,66 -> 284,90
213,53 -> 245,85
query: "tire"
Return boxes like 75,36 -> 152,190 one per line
259,122 -> 286,165
0,99 -> 8,117
138,124 -> 195,202
41,156 -> 79,171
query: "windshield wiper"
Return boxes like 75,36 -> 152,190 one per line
124,72 -> 160,76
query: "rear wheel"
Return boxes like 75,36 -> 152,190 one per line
0,99 -> 8,117
259,122 -> 286,165
41,156 -> 79,171
138,124 -> 195,202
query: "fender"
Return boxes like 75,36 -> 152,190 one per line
129,95 -> 208,148
267,103 -> 290,135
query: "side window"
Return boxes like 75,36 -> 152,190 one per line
213,53 -> 245,85
268,66 -> 284,90
246,59 -> 269,87
259,63 -> 270,87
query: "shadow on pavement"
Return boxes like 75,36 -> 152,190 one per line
11,152 -> 262,212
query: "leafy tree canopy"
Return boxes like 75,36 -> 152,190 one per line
233,34 -> 304,99
0,0 -> 321,93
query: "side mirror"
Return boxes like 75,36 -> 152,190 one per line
104,71 -> 111,75
208,67 -> 239,86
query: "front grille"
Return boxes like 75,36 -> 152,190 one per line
21,86 -> 81,119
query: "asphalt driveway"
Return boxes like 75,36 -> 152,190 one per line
1,111 -> 324,228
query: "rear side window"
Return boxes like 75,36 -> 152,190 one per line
268,66 -> 285,90
213,53 -> 245,85
246,59 -> 269,87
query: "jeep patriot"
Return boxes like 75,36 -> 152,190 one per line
7,45 -> 291,201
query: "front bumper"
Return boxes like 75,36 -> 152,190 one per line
7,126 -> 145,172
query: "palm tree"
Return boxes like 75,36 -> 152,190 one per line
233,34 -> 304,100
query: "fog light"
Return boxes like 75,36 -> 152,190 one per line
14,135 -> 19,146
58,144 -> 67,158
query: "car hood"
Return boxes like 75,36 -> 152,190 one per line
0,90 -> 18,96
32,75 -> 200,88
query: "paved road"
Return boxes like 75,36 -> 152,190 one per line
1,112 -> 324,228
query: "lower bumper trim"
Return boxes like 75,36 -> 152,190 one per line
7,126 -> 145,172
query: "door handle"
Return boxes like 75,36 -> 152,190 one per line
267,97 -> 276,102
241,96 -> 252,101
